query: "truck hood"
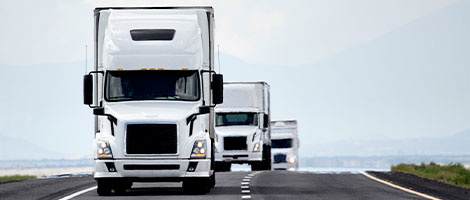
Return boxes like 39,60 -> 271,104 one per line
214,126 -> 259,137
105,101 -> 200,122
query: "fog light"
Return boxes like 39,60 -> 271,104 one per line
187,162 -> 198,172
105,162 -> 116,172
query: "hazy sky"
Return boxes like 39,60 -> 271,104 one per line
0,0 -> 468,158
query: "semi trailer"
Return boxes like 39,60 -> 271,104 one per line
271,120 -> 299,171
83,7 -> 223,195
214,82 -> 271,171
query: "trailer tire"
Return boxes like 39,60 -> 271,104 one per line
96,180 -> 112,196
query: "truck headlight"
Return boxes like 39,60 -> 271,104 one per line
287,157 -> 296,163
253,142 -> 260,152
191,140 -> 207,158
97,140 -> 113,159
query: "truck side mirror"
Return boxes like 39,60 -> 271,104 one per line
263,114 -> 269,128
212,74 -> 223,105
83,74 -> 93,105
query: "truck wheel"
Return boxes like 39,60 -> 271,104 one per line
263,145 -> 272,170
183,178 -> 211,194
113,185 -> 127,195
251,162 -> 265,171
210,173 -> 216,188
215,162 -> 231,172
124,181 -> 133,189
96,180 -> 112,196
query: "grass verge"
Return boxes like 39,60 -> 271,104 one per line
0,175 -> 36,183
392,162 -> 470,188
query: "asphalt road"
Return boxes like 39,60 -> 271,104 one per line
0,171 -> 427,200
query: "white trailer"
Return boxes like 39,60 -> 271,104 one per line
83,7 -> 224,195
271,120 -> 299,171
214,82 -> 271,171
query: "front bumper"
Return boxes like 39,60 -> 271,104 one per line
94,158 -> 211,179
215,150 -> 262,163
272,162 -> 297,171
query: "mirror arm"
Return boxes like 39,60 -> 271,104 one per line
88,101 -> 102,109
186,106 -> 211,125
88,70 -> 104,75
93,108 -> 117,125
201,70 -> 216,74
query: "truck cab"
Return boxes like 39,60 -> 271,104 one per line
271,120 -> 299,171
83,7 -> 223,195
214,82 -> 271,171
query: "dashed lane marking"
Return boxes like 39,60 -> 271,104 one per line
240,171 -> 262,199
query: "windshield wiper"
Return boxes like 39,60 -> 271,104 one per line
167,95 -> 180,100
109,95 -> 134,100
150,94 -> 180,100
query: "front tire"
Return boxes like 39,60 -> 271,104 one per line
183,177 -> 211,194
210,173 -> 216,188
262,145 -> 272,170
215,162 -> 231,172
251,146 -> 272,171
96,180 -> 112,196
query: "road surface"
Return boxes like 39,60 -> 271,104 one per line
0,171 -> 427,200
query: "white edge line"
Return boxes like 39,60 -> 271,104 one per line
361,172 -> 440,200
58,186 -> 97,200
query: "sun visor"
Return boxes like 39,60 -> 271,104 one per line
100,9 -> 205,70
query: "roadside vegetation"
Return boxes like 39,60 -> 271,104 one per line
0,175 -> 36,183
392,162 -> 470,188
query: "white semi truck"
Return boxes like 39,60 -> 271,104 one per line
271,120 -> 299,171
214,82 -> 271,171
83,7 -> 223,195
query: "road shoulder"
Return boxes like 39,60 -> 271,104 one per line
367,171 -> 470,200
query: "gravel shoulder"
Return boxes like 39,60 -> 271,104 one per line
367,171 -> 470,200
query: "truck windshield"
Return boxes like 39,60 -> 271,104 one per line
272,139 -> 293,148
105,70 -> 199,101
216,113 -> 258,126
